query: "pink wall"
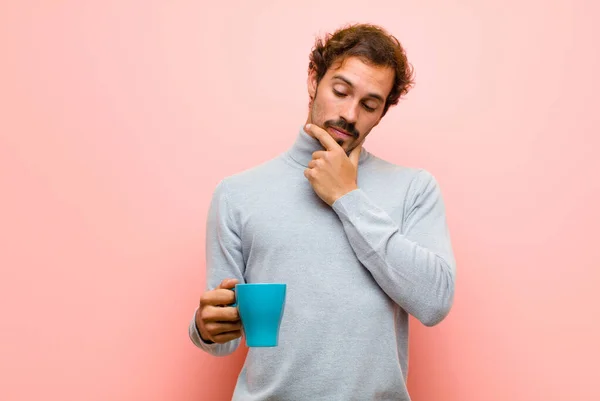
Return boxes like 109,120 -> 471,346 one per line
1,1 -> 598,400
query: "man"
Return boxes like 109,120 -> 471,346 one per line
189,23 -> 456,400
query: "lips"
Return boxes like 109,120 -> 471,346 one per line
328,127 -> 352,139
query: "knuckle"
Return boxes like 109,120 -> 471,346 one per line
199,290 -> 215,306
216,289 -> 229,303
201,305 -> 215,320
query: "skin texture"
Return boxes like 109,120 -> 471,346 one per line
196,56 -> 396,342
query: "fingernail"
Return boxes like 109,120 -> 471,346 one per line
305,124 -> 311,129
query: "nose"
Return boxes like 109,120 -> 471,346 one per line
339,101 -> 359,124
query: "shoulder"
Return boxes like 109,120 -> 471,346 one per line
364,152 -> 437,186
363,152 -> 442,204
211,155 -> 288,200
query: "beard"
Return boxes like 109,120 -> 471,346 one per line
309,95 -> 361,149
323,118 -> 360,146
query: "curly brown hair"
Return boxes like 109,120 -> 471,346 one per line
308,23 -> 415,117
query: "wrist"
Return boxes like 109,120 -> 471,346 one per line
332,186 -> 358,205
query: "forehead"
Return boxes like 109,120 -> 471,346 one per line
324,56 -> 395,97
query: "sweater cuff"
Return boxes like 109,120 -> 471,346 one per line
331,188 -> 371,218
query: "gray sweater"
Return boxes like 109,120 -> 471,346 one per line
189,127 -> 456,401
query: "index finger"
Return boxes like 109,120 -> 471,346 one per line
201,288 -> 236,306
305,123 -> 340,151
217,278 -> 238,290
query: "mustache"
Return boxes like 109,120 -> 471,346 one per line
324,119 -> 360,138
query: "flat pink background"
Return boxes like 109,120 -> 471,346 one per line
1,1 -> 598,400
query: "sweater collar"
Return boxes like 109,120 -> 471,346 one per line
287,126 -> 370,167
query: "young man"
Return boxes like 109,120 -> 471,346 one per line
189,23 -> 456,400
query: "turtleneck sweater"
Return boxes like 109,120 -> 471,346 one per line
189,127 -> 456,401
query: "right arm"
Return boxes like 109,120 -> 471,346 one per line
189,179 -> 246,356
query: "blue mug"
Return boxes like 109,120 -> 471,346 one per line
231,283 -> 286,347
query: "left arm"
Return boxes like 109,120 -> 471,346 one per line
303,124 -> 456,326
331,170 -> 456,326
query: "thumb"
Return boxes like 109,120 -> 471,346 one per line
218,278 -> 239,289
348,142 -> 363,167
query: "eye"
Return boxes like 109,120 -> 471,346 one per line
333,89 -> 347,97
362,103 -> 377,112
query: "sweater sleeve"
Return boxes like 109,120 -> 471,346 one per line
331,169 -> 456,326
189,179 -> 245,356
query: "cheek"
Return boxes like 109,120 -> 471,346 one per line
319,90 -> 342,112
355,122 -> 375,141
312,94 -> 332,121
359,116 -> 380,131
311,100 -> 324,122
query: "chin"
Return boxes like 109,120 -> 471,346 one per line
341,143 -> 355,154
333,137 -> 348,148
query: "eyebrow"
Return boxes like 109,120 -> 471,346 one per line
332,74 -> 385,102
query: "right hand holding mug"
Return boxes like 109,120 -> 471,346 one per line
196,278 -> 242,344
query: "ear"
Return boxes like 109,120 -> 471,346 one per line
307,69 -> 318,101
